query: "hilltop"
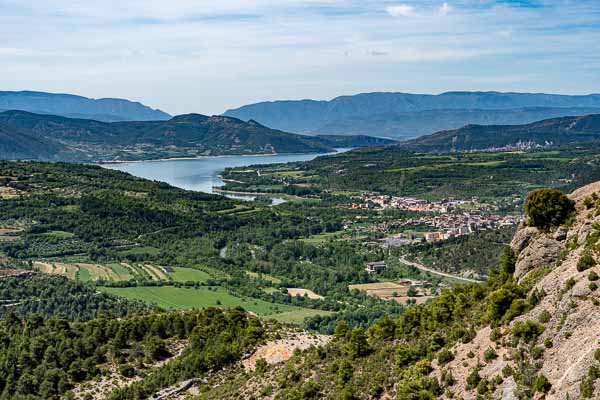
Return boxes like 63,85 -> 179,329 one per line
224,92 -> 600,138
0,90 -> 171,121
400,114 -> 600,153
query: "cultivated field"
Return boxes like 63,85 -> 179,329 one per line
34,261 -> 210,283
287,288 -> 324,300
349,281 -> 432,305
34,262 -> 79,280
246,271 -> 282,284
99,285 -> 326,323
0,228 -> 21,241
169,267 -> 211,282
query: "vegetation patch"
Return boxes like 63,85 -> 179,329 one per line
524,188 -> 575,230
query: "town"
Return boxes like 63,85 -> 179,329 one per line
342,193 -> 521,247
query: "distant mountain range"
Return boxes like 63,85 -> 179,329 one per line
0,91 -> 171,122
399,114 -> 600,153
224,91 -> 600,139
0,110 -> 395,161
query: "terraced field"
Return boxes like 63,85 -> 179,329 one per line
34,262 -> 79,280
34,261 -> 211,284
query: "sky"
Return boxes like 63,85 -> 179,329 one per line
1,0 -> 599,115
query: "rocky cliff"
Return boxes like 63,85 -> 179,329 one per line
434,182 -> 600,399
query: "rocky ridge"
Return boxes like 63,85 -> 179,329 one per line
433,181 -> 600,399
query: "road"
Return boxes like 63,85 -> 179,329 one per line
397,256 -> 483,283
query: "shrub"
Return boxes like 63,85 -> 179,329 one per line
589,282 -> 598,291
441,370 -> 455,387
512,320 -> 544,344
466,368 -> 481,390
595,348 -> 600,362
396,346 -> 420,367
501,246 -> 516,276
487,284 -> 525,323
437,348 -> 454,365
578,252 -> 596,272
118,364 -> 136,378
588,271 -> 599,281
532,374 -> 552,393
531,346 -> 545,360
538,310 -> 551,324
580,376 -> 594,398
525,189 -> 575,230
563,278 -> 577,293
483,347 -> 497,362
255,358 -> 268,374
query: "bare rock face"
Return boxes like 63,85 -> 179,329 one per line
577,221 -> 593,244
510,226 -> 538,254
513,234 -> 564,279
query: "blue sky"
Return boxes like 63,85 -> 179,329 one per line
1,0 -> 599,115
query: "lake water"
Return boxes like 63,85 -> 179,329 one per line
104,150 -> 346,201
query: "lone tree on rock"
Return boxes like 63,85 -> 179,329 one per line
525,189 -> 575,230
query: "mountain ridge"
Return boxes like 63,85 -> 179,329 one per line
0,90 -> 171,122
0,110 -> 394,161
399,113 -> 600,153
224,91 -> 600,138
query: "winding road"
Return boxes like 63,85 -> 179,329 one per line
397,256 -> 483,283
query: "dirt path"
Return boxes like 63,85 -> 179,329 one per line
398,256 -> 482,283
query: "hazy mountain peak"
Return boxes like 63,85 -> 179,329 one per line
224,91 -> 600,138
0,90 -> 171,122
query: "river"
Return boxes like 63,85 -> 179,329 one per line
104,150 -> 347,202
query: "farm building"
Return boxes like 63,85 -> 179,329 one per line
365,261 -> 386,273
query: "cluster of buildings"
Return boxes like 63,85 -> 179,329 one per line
474,140 -> 551,153
407,212 -> 520,238
345,194 -> 487,213
342,193 -> 521,247
377,212 -> 521,247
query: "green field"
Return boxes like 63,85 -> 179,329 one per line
100,285 -> 324,322
300,230 -> 346,244
169,267 -> 211,282
108,263 -> 133,279
42,230 -> 75,239
76,267 -> 91,282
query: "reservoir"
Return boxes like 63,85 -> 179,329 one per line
104,150 -> 346,200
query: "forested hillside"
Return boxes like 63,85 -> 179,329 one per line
0,303 -> 265,399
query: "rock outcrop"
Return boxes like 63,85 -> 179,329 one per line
434,181 -> 600,400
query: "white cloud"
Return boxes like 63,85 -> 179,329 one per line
386,4 -> 416,17
1,0 -> 599,114
439,2 -> 452,15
